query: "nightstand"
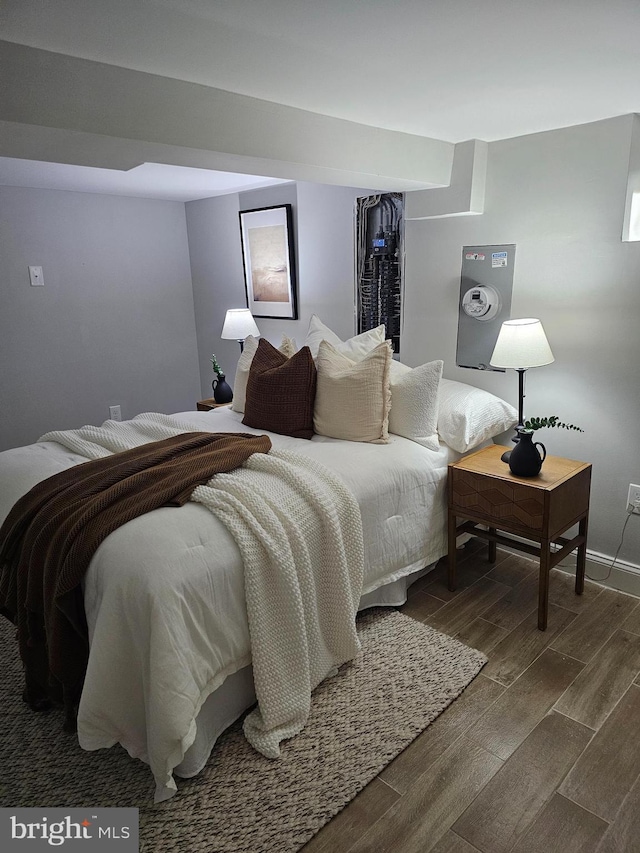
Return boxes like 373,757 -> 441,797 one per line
196,399 -> 232,412
448,444 -> 592,630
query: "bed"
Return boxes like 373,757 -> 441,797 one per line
0,335 -> 516,802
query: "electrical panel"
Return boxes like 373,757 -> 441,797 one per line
356,193 -> 403,354
456,244 -> 515,371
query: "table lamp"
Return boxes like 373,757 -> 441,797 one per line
221,308 -> 260,352
490,318 -> 555,461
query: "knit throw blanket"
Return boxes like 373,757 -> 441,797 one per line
0,425 -> 271,723
191,449 -> 364,759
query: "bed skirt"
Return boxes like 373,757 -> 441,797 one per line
175,562 -> 435,778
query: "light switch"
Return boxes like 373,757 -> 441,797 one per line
29,266 -> 44,287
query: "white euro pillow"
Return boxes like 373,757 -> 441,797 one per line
314,340 -> 392,443
388,359 -> 443,452
231,334 -> 296,413
437,378 -> 518,452
304,314 -> 385,360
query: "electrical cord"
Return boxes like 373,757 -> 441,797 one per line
583,505 -> 636,582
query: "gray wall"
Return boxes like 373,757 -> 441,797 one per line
403,115 -> 640,567
0,186 -> 200,450
4,120 -> 636,567
186,181 -> 364,400
185,190 -> 250,402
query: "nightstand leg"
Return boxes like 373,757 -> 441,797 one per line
538,538 -> 551,631
576,514 -> 588,595
448,509 -> 457,591
488,528 -> 497,564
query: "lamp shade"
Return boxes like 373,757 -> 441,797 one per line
490,318 -> 554,369
221,308 -> 260,341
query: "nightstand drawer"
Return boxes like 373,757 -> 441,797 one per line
451,468 -> 545,533
547,466 -> 591,538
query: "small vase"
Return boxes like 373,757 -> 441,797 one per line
508,428 -> 546,477
212,373 -> 233,404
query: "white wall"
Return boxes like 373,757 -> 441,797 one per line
0,178 -> 365,451
186,181 -> 366,399
0,186 -> 200,450
402,115 -> 640,567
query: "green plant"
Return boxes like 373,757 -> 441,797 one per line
210,353 -> 223,376
524,416 -> 583,433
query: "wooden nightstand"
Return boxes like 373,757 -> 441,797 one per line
196,399 -> 232,412
448,444 -> 592,630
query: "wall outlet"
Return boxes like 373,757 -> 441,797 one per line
29,265 -> 44,286
627,483 -> 640,514
109,405 -> 122,422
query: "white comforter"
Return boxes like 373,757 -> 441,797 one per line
0,408 -> 461,801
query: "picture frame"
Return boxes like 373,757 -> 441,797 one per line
239,203 -> 298,320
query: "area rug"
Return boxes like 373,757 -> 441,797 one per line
0,608 -> 486,852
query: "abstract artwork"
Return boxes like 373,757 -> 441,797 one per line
239,204 -> 298,319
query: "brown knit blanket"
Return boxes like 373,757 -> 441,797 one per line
0,431 -> 271,725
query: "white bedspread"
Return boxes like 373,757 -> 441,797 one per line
0,408 -> 462,801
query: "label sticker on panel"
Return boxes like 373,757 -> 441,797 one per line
465,253 -> 485,260
491,251 -> 508,267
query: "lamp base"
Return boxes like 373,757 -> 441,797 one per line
502,369 -> 526,465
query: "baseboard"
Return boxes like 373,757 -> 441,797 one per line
469,528 -> 640,598
554,549 -> 640,598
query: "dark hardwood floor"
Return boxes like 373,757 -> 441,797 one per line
303,540 -> 640,853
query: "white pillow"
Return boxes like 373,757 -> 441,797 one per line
231,334 -> 296,413
388,360 -> 443,451
437,378 -> 517,452
304,314 -> 385,360
314,340 -> 392,443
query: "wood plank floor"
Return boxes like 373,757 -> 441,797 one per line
302,541 -> 640,853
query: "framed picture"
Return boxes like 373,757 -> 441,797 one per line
239,203 -> 298,320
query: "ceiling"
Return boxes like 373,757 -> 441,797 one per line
0,158 -> 289,202
2,0 -> 640,198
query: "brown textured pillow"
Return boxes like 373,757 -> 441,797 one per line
242,338 -> 317,439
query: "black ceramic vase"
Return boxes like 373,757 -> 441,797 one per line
508,428 -> 546,477
212,373 -> 233,404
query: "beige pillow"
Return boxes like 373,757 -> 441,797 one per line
314,340 -> 392,443
388,359 -> 443,451
279,334 -> 297,358
304,314 -> 385,360
232,334 -> 296,413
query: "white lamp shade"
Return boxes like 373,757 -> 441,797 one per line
221,308 -> 260,341
490,318 -> 555,369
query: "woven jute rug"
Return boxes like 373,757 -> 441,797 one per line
0,608 -> 486,852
